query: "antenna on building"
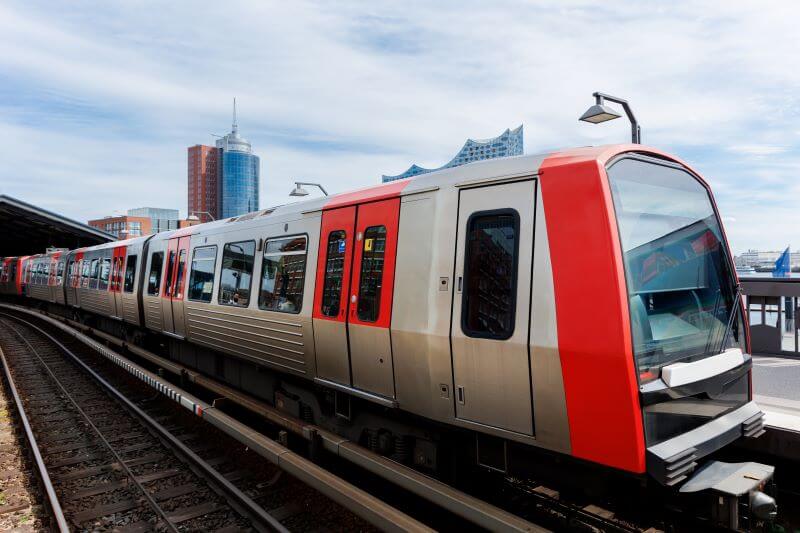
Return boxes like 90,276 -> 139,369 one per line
232,97 -> 238,135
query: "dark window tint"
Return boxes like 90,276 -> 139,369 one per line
89,259 -> 99,289
321,230 -> 347,317
147,252 -> 164,295
174,250 -> 187,297
81,260 -> 90,286
259,236 -> 307,313
98,258 -> 111,290
123,255 -> 138,293
164,251 -> 176,296
219,240 -> 255,307
357,226 -> 387,322
461,211 -> 519,339
188,246 -> 217,302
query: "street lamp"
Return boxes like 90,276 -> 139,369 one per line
188,211 -> 216,222
290,181 -> 329,197
579,92 -> 641,144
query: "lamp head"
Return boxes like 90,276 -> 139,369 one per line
579,102 -> 622,124
290,183 -> 309,197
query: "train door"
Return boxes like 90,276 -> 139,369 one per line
347,198 -> 400,398
450,179 -> 536,435
161,240 -> 178,333
161,236 -> 190,337
313,206 -> 356,386
313,199 -> 400,399
111,246 -> 126,319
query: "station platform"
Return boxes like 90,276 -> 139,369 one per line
745,356 -> 800,461
753,354 -> 800,431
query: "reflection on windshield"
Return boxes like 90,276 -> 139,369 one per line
608,158 -> 743,383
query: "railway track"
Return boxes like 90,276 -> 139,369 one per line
6,302 -> 674,532
0,311 -> 389,531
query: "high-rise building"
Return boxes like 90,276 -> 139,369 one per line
127,207 -> 180,232
382,125 -> 523,182
216,99 -> 260,218
187,100 -> 260,221
188,144 -> 220,222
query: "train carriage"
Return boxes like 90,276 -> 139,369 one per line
4,144 -> 775,528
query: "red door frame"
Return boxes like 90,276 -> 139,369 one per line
163,237 -> 190,301
313,206 -> 357,324
347,198 -> 400,329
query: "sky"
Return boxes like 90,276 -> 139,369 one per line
1,1 -> 800,254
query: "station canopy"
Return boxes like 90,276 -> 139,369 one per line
0,195 -> 113,256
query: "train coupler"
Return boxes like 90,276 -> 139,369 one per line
679,460 -> 776,531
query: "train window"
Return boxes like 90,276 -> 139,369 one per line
174,250 -> 187,298
321,230 -> 346,317
259,236 -> 307,313
89,259 -> 100,289
147,252 -> 164,296
219,240 -> 255,307
164,250 -> 176,296
187,246 -> 217,302
98,258 -> 111,290
123,255 -> 138,293
56,262 -> 64,285
461,210 -> 520,340
357,225 -> 387,322
81,260 -> 90,287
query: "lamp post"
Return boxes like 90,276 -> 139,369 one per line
579,92 -> 641,144
289,181 -> 329,197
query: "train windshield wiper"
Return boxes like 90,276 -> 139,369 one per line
716,283 -> 742,355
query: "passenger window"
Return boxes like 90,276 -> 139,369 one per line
174,250 -> 187,298
259,236 -> 307,313
123,255 -> 138,293
187,246 -> 217,302
81,260 -> 90,287
147,252 -> 164,296
99,258 -> 111,290
321,230 -> 346,317
89,259 -> 99,289
461,210 -> 519,340
56,262 -> 64,284
164,251 -> 176,296
219,240 -> 255,307
357,225 -> 387,322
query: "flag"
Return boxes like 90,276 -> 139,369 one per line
773,246 -> 791,277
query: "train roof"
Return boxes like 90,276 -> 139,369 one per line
60,144 -> 683,249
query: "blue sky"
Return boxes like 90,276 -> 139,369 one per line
1,1 -> 799,253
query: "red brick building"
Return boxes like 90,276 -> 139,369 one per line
88,215 -> 152,240
188,145 -> 219,222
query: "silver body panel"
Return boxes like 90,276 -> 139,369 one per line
60,153 -> 585,455
451,179 -> 536,436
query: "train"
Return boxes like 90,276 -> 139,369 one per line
0,144 -> 777,529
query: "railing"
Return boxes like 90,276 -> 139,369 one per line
740,276 -> 800,357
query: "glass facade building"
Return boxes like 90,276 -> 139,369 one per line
127,207 -> 180,233
218,150 -> 260,218
215,102 -> 260,219
382,125 -> 523,182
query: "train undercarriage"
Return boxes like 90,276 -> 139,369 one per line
12,297 -> 779,532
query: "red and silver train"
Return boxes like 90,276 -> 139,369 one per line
0,145 -> 776,527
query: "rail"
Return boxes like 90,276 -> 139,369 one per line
0,344 -> 70,532
0,304 -> 441,532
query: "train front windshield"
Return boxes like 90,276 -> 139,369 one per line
608,156 -> 745,385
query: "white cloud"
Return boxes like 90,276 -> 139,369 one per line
1,0 -> 800,253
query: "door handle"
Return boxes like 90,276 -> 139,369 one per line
457,276 -> 463,293
457,386 -> 465,405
